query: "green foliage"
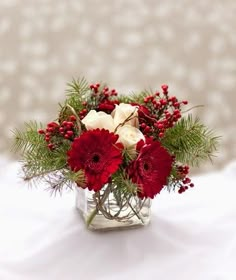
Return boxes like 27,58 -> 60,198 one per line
161,115 -> 220,167
12,121 -> 76,191
111,171 -> 141,207
12,121 -> 44,154
44,169 -> 86,195
122,147 -> 137,165
117,90 -> 149,104
63,77 -> 90,114
113,172 -> 138,196
12,78 -> 220,197
66,77 -> 89,98
64,169 -> 86,186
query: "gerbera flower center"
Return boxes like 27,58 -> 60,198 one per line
92,154 -> 100,163
87,152 -> 105,173
143,162 -> 149,171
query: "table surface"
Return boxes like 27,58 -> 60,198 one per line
0,156 -> 236,280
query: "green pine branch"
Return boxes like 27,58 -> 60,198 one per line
63,77 -> 90,114
12,121 -> 44,154
117,90 -> 150,104
161,115 -> 220,167
12,122 -> 75,191
112,172 -> 140,205
66,77 -> 89,98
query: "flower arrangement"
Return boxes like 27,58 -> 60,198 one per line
13,78 -> 219,230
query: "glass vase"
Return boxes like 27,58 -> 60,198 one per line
75,183 -> 151,231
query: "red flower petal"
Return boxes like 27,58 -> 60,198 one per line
67,129 -> 123,191
128,140 -> 172,199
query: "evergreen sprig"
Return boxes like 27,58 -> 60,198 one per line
161,115 -> 220,167
117,91 -> 150,104
63,77 -> 90,114
13,122 -> 74,189
66,77 -> 89,98
12,121 -> 44,154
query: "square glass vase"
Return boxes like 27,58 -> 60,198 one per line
75,185 -> 151,231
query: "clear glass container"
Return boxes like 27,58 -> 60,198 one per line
75,184 -> 151,231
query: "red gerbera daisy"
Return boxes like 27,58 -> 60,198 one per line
67,129 -> 123,191
127,138 -> 173,199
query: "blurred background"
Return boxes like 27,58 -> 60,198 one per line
0,0 -> 235,173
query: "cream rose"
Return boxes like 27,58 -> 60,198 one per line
81,110 -> 115,132
112,103 -> 139,129
116,124 -> 145,148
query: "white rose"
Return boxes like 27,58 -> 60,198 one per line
112,103 -> 139,129
81,110 -> 115,132
116,124 -> 145,148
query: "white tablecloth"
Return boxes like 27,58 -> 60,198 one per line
0,156 -> 236,280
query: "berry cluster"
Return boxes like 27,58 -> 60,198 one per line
82,83 -> 120,115
176,165 -> 194,194
38,115 -> 77,150
90,83 -> 118,97
140,85 -> 188,138
79,107 -> 88,120
38,122 -> 59,150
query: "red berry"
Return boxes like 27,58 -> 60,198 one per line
144,126 -> 151,133
178,186 -> 185,194
141,123 -> 146,129
67,130 -> 74,137
70,115 -> 77,122
67,121 -> 74,127
155,102 -> 160,108
64,134 -> 70,139
190,183 -> 194,188
159,132 -> 164,138
45,137 -> 50,142
169,96 -> 177,102
183,177 -> 191,184
160,99 -> 167,106
59,127 -> 64,133
38,129 -> 45,134
48,143 -> 54,150
48,122 -> 58,128
183,100 -> 188,105
161,84 -> 168,92
165,112 -> 171,118
47,127 -> 54,132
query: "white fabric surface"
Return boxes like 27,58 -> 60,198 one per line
0,156 -> 236,280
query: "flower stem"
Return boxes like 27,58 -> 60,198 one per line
126,196 -> 144,224
86,184 -> 112,227
86,207 -> 98,227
